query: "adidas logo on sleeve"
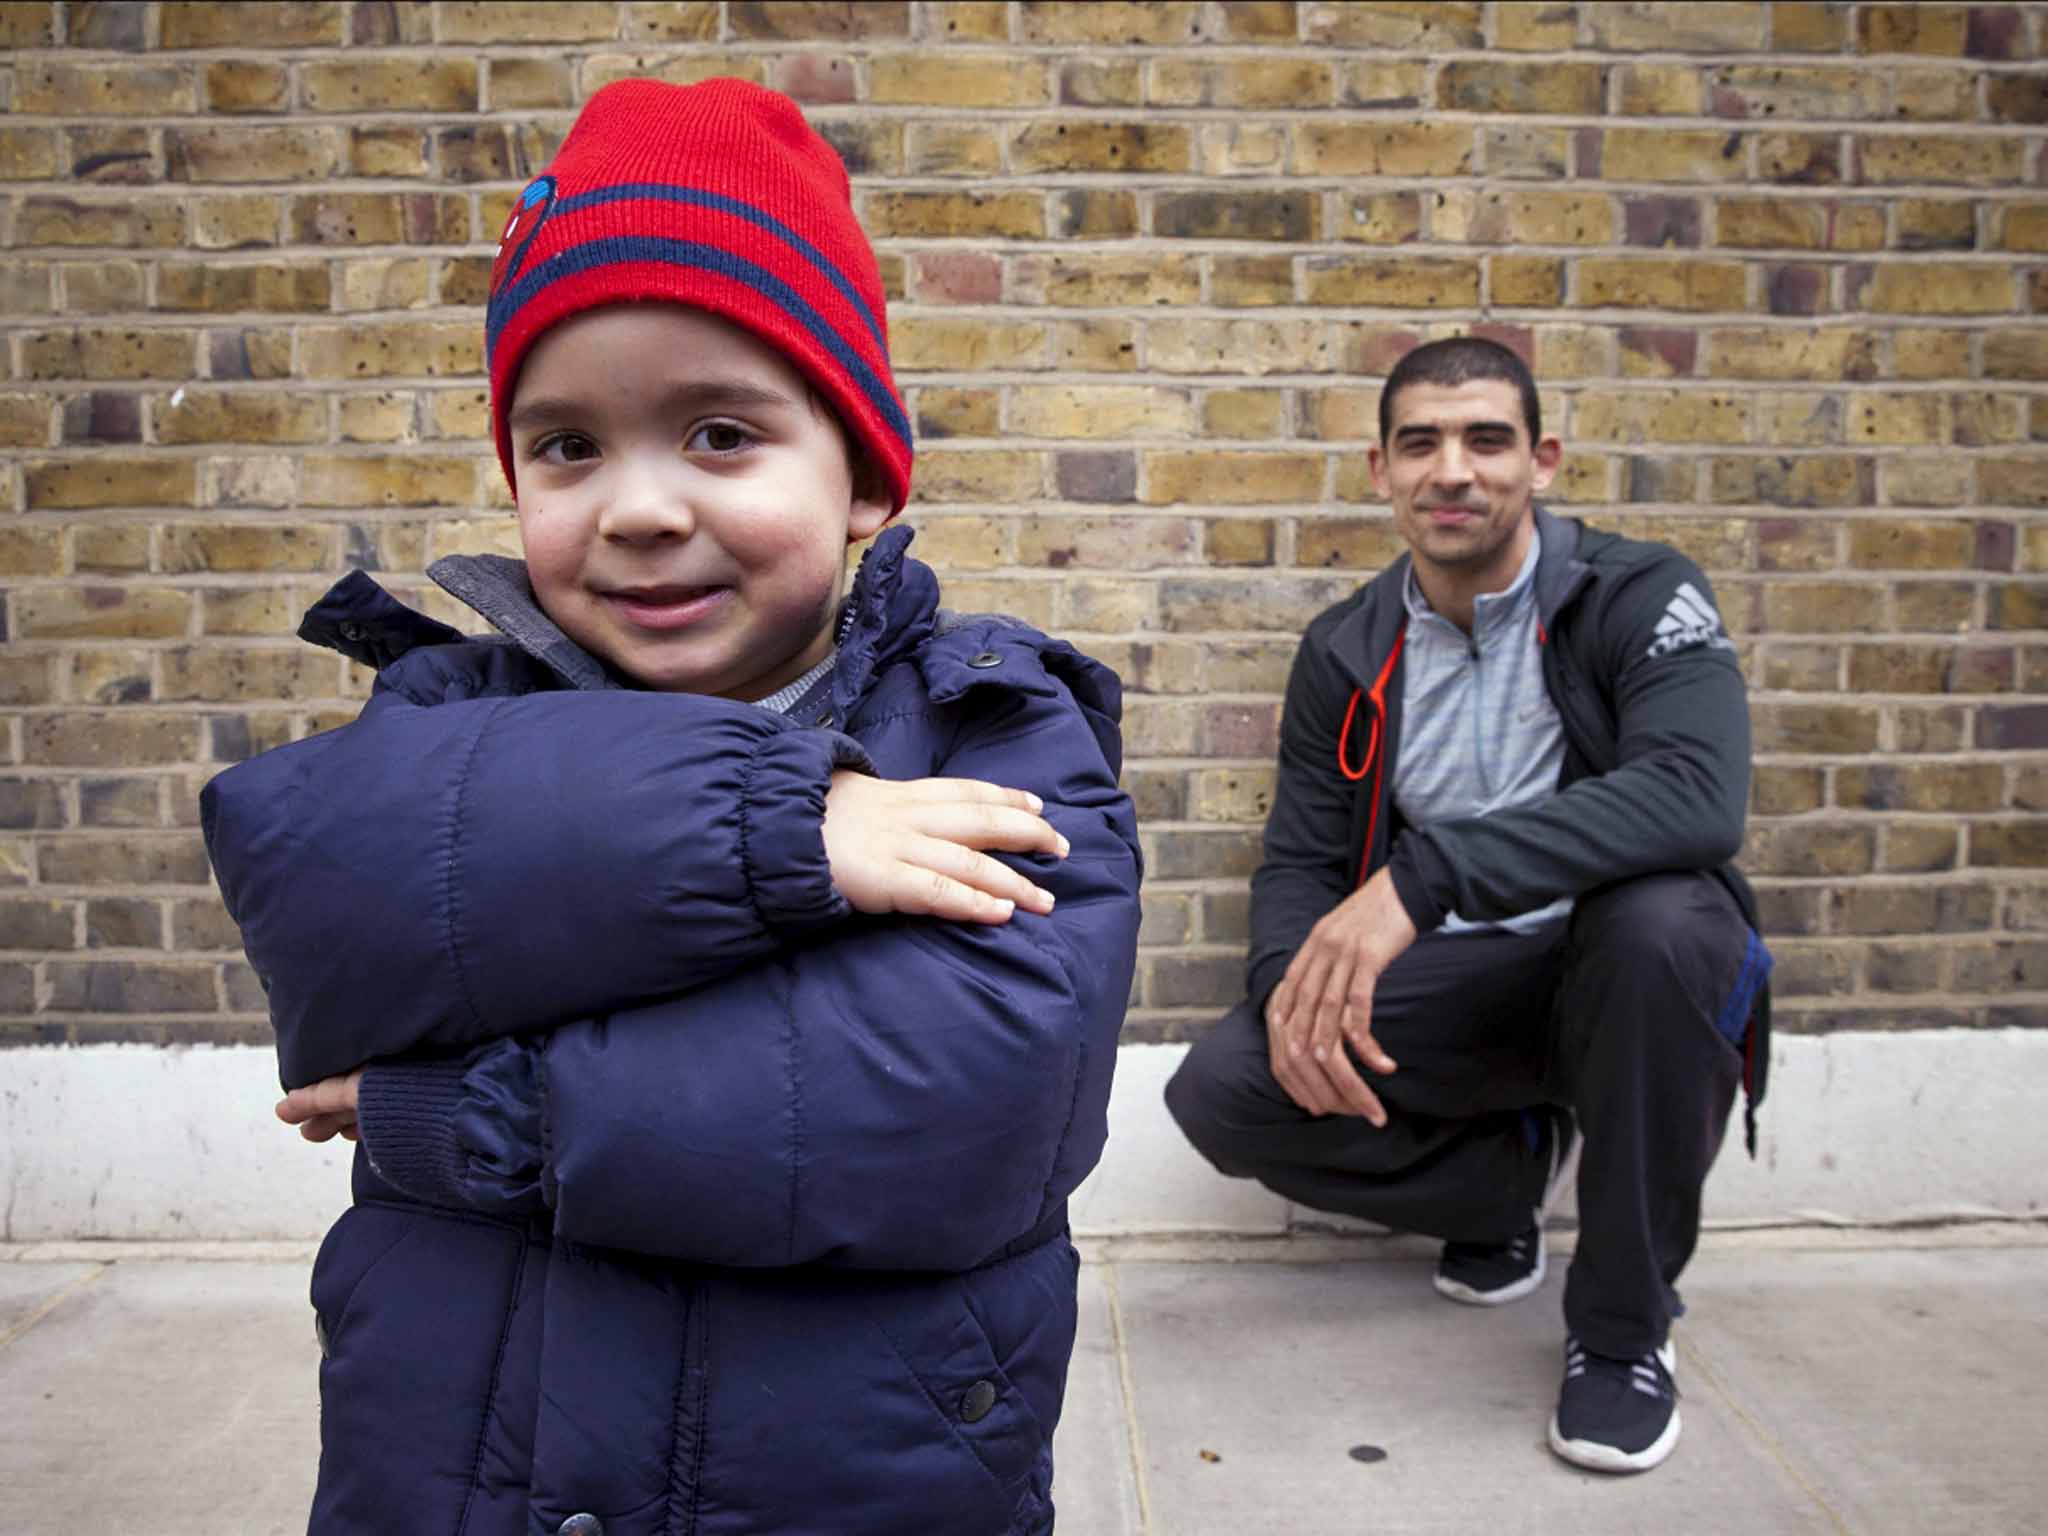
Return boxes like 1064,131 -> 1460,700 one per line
1646,581 -> 1734,659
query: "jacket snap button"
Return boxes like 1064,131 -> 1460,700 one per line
960,1379 -> 997,1422
558,1516 -> 603,1536
337,621 -> 367,643
967,651 -> 1002,669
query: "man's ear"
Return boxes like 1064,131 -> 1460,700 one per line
1529,435 -> 1563,492
1367,443 -> 1391,499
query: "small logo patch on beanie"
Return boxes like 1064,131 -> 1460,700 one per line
491,175 -> 557,301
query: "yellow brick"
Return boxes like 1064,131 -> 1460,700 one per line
1859,135 -> 2026,187
347,126 -> 432,180
904,125 -> 1002,178
1891,68 -> 1978,122
1858,264 -> 2015,316
1304,257 -> 1480,309
1201,390 -> 1288,440
1292,122 -> 1472,178
1210,255 -> 1296,308
908,514 -> 1011,571
0,2 -> 52,46
439,1 -> 619,40
203,60 -> 290,115
910,450 -> 1043,504
1143,452 -> 1323,506
16,587 -> 193,640
0,127 -> 61,180
1011,386 -> 1195,440
1150,58 -> 1336,109
1147,319 -> 1330,377
423,390 -> 490,441
160,1 -> 343,46
1756,392 -> 1845,447
1010,121 -> 1190,175
730,1 -> 908,38
67,510 -> 152,573
290,193 -> 466,247
339,258 -> 433,312
1576,259 -> 1748,311
868,54 -> 1050,108
156,263 -> 331,314
59,261 -> 146,314
17,198 -> 184,249
154,392 -> 326,447
0,394 -> 53,450
338,393 -> 416,445
302,59 -> 479,114
1016,254 -> 1200,308
168,126 -> 340,185
192,195 -> 281,251
1533,326 -> 1612,379
16,63 -> 194,116
1714,197 -> 1825,250
0,526 -> 64,577
1859,4 -> 1969,55
1708,327 -> 1878,381
1439,60 -> 1603,115
1589,2 -> 1764,50
1574,391 -> 1750,445
1016,515 -> 1195,570
487,58 -> 578,111
161,524 -> 335,574
1774,1 -> 1849,51
1018,0 -> 1198,43
1600,130 -> 1750,184
21,330 -> 196,382
912,387 -> 999,440
1490,256 -> 1564,306
1617,63 -> 1708,117
1848,394 -> 1947,446
1496,0 -> 1579,49
159,647 -> 339,704
300,323 -> 484,380
1887,330 -> 1970,380
301,456 -> 475,508
581,53 -> 768,93
2003,206 -> 2048,253
859,192 -> 1044,240
890,318 -> 1047,373
198,585 -> 312,637
1053,320 -> 1140,374
437,257 -> 494,308
1985,333 -> 2048,381
1298,517 -> 1408,569
1336,193 -> 1424,245
1712,65 -> 1886,121
1709,455 -> 1867,508
925,2 -> 1008,42
1302,0 -> 1480,47
1061,58 -> 1144,109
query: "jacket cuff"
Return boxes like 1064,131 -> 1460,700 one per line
357,1059 -> 472,1209
738,726 -> 871,934
1386,842 -> 1449,935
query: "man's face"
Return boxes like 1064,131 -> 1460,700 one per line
508,304 -> 891,700
1368,378 -> 1561,592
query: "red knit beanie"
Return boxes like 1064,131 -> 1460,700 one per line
485,77 -> 912,512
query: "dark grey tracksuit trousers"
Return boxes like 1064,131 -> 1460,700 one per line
1165,869 -> 1757,1360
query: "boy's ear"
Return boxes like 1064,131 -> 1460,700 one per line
846,452 -> 893,542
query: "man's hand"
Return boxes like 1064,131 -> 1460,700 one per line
277,1069 -> 363,1144
1264,869 -> 1418,1125
823,772 -> 1068,925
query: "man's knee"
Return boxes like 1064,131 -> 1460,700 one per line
1164,1001 -> 1270,1170
1571,871 -> 1746,981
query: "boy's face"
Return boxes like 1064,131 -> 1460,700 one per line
508,304 -> 891,700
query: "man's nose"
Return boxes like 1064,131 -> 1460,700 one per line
1430,440 -> 1473,486
597,455 -> 696,543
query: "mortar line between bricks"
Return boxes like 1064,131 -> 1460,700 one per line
1677,1330 -> 1856,1536
0,1261 -> 108,1357
1102,1261 -> 1155,1536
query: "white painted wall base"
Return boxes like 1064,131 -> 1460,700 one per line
1,1034 -> 2043,1242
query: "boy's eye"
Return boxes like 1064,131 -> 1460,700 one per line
687,421 -> 752,454
534,432 -> 598,465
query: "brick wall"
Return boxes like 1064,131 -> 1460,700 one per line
1,0 -> 2044,1053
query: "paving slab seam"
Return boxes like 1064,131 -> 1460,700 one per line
1101,1262 -> 1156,1536
0,1263 -> 108,1353
1677,1330 -> 1856,1536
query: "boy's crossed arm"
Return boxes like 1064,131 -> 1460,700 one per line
280,768 -> 1067,1142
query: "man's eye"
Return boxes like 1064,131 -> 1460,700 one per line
687,421 -> 752,454
535,433 -> 597,464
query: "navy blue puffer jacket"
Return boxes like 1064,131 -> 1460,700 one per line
201,527 -> 1143,1535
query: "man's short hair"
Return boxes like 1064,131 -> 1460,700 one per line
1379,336 -> 1541,445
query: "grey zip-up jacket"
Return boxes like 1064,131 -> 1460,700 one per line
1249,506 -> 1770,1137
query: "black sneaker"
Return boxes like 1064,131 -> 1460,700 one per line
1432,1107 -> 1578,1307
1548,1336 -> 1681,1473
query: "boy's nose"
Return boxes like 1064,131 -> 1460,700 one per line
597,459 -> 697,543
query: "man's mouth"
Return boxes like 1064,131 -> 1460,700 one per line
603,584 -> 732,630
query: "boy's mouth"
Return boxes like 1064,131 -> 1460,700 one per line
603,584 -> 732,630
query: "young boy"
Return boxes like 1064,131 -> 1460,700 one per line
201,78 -> 1142,1536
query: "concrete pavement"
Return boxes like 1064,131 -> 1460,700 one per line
4,1224 -> 2044,1535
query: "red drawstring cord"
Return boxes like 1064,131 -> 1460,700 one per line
1335,625 -> 1407,887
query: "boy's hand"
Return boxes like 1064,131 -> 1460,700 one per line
824,772 -> 1067,925
277,1069 -> 363,1143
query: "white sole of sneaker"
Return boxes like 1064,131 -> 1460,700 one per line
1546,1342 -> 1681,1474
1432,1229 -> 1547,1306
